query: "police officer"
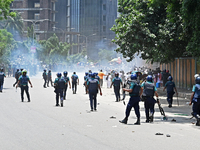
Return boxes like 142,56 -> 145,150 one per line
16,70 -> 33,102
189,76 -> 200,126
54,73 -> 66,107
0,68 -> 6,92
47,70 -> 53,87
95,72 -> 100,81
84,72 -> 89,94
13,69 -> 20,87
120,74 -> 142,125
86,73 -> 102,111
63,71 -> 71,100
71,72 -> 79,94
141,75 -> 159,123
163,76 -> 178,107
110,73 -> 123,102
43,69 -> 47,88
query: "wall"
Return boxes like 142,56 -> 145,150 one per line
160,58 -> 197,90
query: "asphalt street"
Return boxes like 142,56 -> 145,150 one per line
0,72 -> 199,150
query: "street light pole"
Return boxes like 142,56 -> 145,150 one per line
22,19 -> 48,45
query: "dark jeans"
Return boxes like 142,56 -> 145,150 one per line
125,96 -> 140,119
144,98 -> 156,120
63,85 -> 68,99
13,78 -> 18,86
21,85 -> 30,102
0,80 -> 4,91
89,92 -> 97,110
192,101 -> 200,117
167,92 -> 175,105
72,82 -> 77,93
114,86 -> 120,101
56,88 -> 64,105
47,78 -> 53,86
43,79 -> 47,87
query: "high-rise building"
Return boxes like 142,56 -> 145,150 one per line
10,0 -> 56,41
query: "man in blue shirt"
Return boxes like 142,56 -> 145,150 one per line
120,74 -> 142,125
110,73 -> 123,102
42,69 -> 47,88
54,73 -> 66,107
47,70 -> 53,87
0,68 -> 6,92
63,71 -> 71,100
163,76 -> 178,107
86,73 -> 102,111
16,69 -> 33,102
71,72 -> 79,94
189,76 -> 200,126
141,75 -> 159,123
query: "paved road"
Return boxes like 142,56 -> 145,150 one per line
0,72 -> 199,150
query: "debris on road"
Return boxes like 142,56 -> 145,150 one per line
171,119 -> 176,122
110,116 -> 116,119
155,133 -> 163,135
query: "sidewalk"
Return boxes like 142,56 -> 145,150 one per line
157,86 -> 192,100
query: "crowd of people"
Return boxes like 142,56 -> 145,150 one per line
0,66 -> 200,126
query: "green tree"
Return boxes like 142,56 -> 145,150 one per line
111,0 -> 188,63
98,49 -> 115,62
3,11 -> 24,35
0,0 -> 15,20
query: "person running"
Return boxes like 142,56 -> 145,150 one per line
120,74 -> 142,125
16,70 -> 33,102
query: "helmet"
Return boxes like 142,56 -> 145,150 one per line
44,69 -> 46,72
63,71 -> 68,76
168,76 -> 173,81
22,69 -> 27,74
131,74 -> 137,80
95,73 -> 98,76
146,75 -> 153,82
196,76 -> 200,84
85,72 -> 88,76
17,69 -> 19,71
115,72 -> 119,77
91,73 -> 96,77
57,73 -> 62,77
49,70 -> 51,72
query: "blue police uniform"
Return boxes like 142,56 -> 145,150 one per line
192,84 -> 200,119
165,81 -> 175,106
43,71 -> 47,88
112,77 -> 122,102
87,78 -> 99,111
71,74 -> 78,94
63,76 -> 70,100
18,75 -> 30,102
141,81 -> 157,122
0,71 -> 6,92
125,82 -> 141,121
54,77 -> 66,106
47,71 -> 53,87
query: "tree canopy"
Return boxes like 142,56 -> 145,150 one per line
111,0 -> 200,63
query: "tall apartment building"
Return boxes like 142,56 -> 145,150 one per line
10,0 -> 56,41
55,0 -> 117,57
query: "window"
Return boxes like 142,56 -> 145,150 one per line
103,15 -> 106,21
35,24 -> 40,30
34,3 -> 40,8
35,34 -> 40,41
34,13 -> 40,20
103,4 -> 106,10
103,26 -> 106,32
